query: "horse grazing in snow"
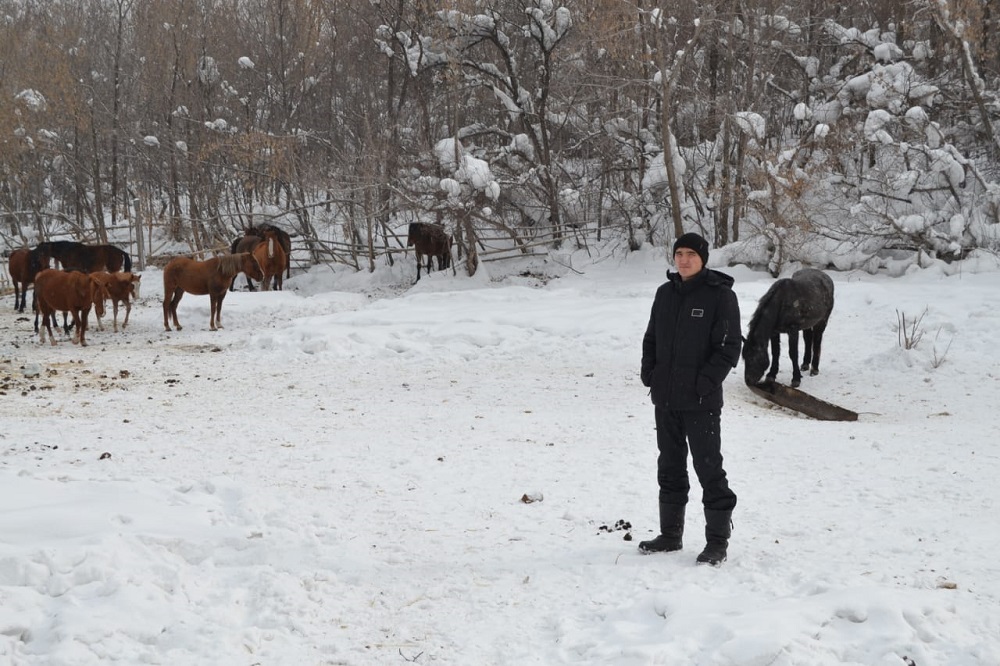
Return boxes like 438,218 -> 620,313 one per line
742,268 -> 835,388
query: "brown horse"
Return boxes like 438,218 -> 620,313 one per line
406,222 -> 454,282
251,230 -> 287,291
162,253 -> 262,331
244,224 -> 291,286
33,269 -> 109,346
92,272 -> 141,332
38,241 -> 132,273
7,246 -> 52,312
229,234 -> 262,291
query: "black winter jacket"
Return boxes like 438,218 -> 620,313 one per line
641,268 -> 742,411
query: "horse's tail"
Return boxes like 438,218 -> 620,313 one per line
122,249 -> 132,272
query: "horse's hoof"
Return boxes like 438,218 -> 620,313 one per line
810,369 -> 819,376
791,379 -> 801,388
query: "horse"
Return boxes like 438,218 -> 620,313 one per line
406,222 -> 454,282
231,224 -> 291,289
92,271 -> 141,332
742,267 -> 835,388
162,253 -> 263,331
7,245 -> 52,312
229,234 -> 262,291
32,269 -> 109,346
38,240 -> 132,273
251,229 -> 287,291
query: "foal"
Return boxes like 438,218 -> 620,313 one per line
92,271 -> 141,332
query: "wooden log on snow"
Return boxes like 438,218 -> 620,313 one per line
747,380 -> 858,422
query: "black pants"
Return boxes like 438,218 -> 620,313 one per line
655,407 -> 737,511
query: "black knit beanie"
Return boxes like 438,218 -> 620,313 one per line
673,232 -> 709,266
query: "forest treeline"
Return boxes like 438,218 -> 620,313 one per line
2,0 -> 1000,275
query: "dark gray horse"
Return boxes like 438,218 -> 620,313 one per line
743,268 -> 835,388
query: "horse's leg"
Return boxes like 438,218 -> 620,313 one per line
208,292 -> 220,330
414,251 -> 423,283
163,291 -> 173,330
95,300 -> 105,332
43,312 -> 56,346
787,330 -> 802,387
216,291 -> 227,328
801,329 -> 814,373
121,299 -> 130,330
212,291 -> 227,330
809,321 -> 828,376
76,308 -> 88,346
766,334 -> 780,382
167,288 -> 184,331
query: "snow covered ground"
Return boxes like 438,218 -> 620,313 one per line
2,247 -> 999,665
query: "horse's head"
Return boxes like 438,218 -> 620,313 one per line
28,246 -> 51,274
742,337 -> 769,386
243,253 -> 264,281
406,223 -> 420,247
89,276 -> 110,317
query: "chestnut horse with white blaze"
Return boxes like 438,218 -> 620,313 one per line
162,253 -> 262,331
251,230 -> 287,291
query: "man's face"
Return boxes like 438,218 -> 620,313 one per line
674,247 -> 703,280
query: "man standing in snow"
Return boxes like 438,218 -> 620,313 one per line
639,232 -> 742,565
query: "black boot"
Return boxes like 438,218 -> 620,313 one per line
696,508 -> 732,566
638,503 -> 685,554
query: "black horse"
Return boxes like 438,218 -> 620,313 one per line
743,268 -> 835,388
38,240 -> 132,273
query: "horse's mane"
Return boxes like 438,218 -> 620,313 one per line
746,279 -> 786,343
216,253 -> 246,276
